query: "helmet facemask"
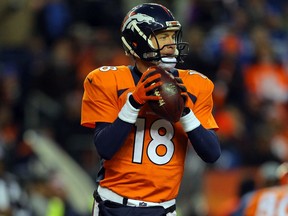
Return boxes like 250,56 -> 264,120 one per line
147,29 -> 189,63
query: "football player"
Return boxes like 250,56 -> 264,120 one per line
81,3 -> 221,216
232,162 -> 288,216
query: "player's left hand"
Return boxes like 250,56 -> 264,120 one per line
175,77 -> 188,105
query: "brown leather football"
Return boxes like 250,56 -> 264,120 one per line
147,66 -> 184,123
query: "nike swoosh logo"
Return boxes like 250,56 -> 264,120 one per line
87,77 -> 92,83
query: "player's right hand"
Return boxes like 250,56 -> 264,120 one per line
132,67 -> 162,105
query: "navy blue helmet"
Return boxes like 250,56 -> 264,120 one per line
121,3 -> 188,63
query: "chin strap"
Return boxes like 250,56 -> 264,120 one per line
157,57 -> 177,70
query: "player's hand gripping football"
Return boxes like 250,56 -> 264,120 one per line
132,67 -> 162,105
174,77 -> 188,105
175,77 -> 190,116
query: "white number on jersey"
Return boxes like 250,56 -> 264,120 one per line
133,118 -> 175,165
99,66 -> 118,72
255,192 -> 288,216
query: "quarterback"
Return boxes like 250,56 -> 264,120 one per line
81,3 -> 221,216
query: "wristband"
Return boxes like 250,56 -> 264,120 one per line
118,93 -> 140,123
180,108 -> 201,132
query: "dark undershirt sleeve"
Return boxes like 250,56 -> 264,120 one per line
187,125 -> 221,163
93,118 -> 133,160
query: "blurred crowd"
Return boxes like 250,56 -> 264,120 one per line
0,0 -> 288,215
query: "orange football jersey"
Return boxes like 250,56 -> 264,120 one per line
81,65 -> 218,202
244,186 -> 288,216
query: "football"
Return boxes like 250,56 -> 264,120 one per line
147,67 -> 184,123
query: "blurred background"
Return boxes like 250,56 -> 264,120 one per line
0,0 -> 287,215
